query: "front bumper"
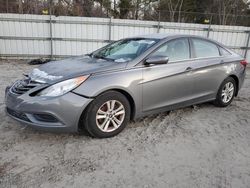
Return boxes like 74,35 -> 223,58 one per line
5,87 -> 93,132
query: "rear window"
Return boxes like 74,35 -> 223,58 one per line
192,39 -> 220,58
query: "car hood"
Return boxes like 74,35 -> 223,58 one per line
29,55 -> 126,84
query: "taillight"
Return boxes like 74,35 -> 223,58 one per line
240,60 -> 248,67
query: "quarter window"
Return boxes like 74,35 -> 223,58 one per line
150,39 -> 190,62
219,47 -> 231,56
192,39 -> 220,58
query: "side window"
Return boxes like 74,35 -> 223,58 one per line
192,39 -> 220,58
219,47 -> 231,56
150,39 -> 190,62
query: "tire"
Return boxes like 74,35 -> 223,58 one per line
214,77 -> 236,107
82,91 -> 131,138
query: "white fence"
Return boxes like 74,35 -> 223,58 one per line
0,13 -> 250,61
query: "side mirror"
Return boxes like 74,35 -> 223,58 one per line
144,56 -> 169,65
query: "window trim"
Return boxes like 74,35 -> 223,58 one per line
136,37 -> 232,68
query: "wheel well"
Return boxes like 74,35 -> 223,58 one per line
229,75 -> 239,96
78,89 -> 136,131
111,89 -> 136,120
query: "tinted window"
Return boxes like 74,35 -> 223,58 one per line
193,39 -> 219,58
150,39 -> 190,62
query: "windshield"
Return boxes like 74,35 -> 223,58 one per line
92,38 -> 159,62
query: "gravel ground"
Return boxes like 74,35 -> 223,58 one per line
0,60 -> 250,188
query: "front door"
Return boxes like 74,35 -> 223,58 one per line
142,38 -> 195,112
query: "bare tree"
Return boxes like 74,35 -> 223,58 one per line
166,0 -> 184,22
0,0 -> 249,26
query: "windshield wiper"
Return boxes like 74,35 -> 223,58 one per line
93,54 -> 114,61
85,53 -> 93,57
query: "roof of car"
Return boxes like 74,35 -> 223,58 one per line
134,33 -> 185,39
126,33 -> 229,49
132,33 -> 223,45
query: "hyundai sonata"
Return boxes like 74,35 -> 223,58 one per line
5,34 -> 247,138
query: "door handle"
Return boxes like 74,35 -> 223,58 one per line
186,67 -> 193,71
220,60 -> 225,64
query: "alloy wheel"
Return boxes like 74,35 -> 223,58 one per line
221,82 -> 234,103
96,100 -> 125,132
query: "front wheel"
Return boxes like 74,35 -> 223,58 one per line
82,91 -> 131,138
214,77 -> 236,107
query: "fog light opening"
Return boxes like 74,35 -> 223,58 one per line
33,114 -> 59,123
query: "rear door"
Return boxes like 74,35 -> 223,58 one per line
142,38 -> 195,112
190,38 -> 228,99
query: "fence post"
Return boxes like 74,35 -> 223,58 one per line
49,0 -> 53,59
108,16 -> 112,42
206,15 -> 213,38
244,31 -> 250,59
157,11 -> 161,33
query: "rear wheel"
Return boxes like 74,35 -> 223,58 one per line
214,77 -> 236,107
82,91 -> 130,138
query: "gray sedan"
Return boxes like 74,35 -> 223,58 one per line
5,34 -> 247,138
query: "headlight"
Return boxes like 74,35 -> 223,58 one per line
37,75 -> 89,97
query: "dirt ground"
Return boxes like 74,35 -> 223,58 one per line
0,60 -> 249,188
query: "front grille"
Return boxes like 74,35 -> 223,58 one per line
6,108 -> 31,122
11,78 -> 41,95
